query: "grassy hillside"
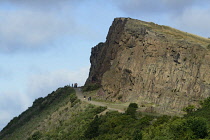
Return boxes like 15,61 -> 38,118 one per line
0,86 -> 104,140
0,85 -> 209,140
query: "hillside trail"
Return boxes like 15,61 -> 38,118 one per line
75,88 -> 126,113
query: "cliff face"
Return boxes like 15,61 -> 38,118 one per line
86,18 -> 210,115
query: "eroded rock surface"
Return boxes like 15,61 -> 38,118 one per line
86,18 -> 210,115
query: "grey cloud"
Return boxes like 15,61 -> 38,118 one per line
26,67 -> 89,99
113,0 -> 196,16
174,7 -> 210,37
0,0 -> 83,10
112,0 -> 210,37
0,91 -> 31,130
0,9 -> 76,53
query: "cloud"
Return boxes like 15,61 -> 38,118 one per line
0,90 -> 30,131
0,1 -> 101,53
26,67 -> 89,99
174,7 -> 210,37
113,0 -> 196,16
0,0 -> 83,10
111,0 -> 210,37
0,67 -> 89,130
0,111 -> 12,130
0,8 -> 77,53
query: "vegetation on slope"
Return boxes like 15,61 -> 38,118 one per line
81,99 -> 210,140
1,85 -> 209,140
0,86 -> 79,139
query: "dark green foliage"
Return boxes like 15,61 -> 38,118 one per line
126,103 -> 138,118
82,83 -> 101,92
183,105 -> 196,114
153,115 -> 171,127
200,97 -> 210,108
186,117 -> 208,139
69,93 -> 80,107
69,93 -> 77,103
207,44 -> 210,49
133,130 -> 142,140
0,86 -> 75,139
1,88 -> 209,140
136,116 -> 154,129
27,131 -> 42,140
84,115 -> 100,139
42,105 -> 107,140
144,97 -> 210,140
128,103 -> 138,108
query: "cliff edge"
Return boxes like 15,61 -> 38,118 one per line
86,18 -> 210,115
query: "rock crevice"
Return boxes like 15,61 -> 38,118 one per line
86,18 -> 210,115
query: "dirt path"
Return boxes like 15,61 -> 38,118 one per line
75,88 -> 125,113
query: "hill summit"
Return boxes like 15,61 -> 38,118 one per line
86,17 -> 210,115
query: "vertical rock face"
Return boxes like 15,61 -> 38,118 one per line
86,18 -> 210,115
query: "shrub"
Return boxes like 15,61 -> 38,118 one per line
27,131 -> 42,140
126,103 -> 138,119
133,129 -> 142,140
183,105 -> 196,114
200,97 -> 210,108
153,115 -> 171,127
69,93 -> 77,103
84,115 -> 100,139
186,117 -> 208,139
82,83 -> 101,92
207,44 -> 210,49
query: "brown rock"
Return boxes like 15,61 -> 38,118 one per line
85,18 -> 210,115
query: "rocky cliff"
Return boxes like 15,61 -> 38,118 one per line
86,18 -> 210,115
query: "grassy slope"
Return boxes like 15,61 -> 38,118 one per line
0,86 -> 107,140
0,86 -> 75,139
0,85 -> 209,140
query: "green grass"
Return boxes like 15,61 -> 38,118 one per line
1,85 -> 209,140
0,86 -> 76,140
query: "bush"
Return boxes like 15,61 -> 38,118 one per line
69,93 -> 77,103
186,117 -> 208,139
27,131 -> 42,140
200,97 -> 210,108
126,103 -> 138,119
133,130 -> 142,140
183,105 -> 196,114
207,44 -> 210,49
84,115 -> 100,139
82,83 -> 101,92
153,115 -> 171,127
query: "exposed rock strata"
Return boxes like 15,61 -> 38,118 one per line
86,18 -> 210,115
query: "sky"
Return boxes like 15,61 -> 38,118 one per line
0,0 -> 210,130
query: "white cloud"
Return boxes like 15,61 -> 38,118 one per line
0,111 -> 12,130
0,90 -> 31,130
0,0 -> 83,10
26,67 -> 89,99
0,66 -> 89,130
174,7 -> 210,37
113,0 -> 196,16
0,9 -> 76,53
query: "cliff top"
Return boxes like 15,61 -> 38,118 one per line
115,17 -> 210,49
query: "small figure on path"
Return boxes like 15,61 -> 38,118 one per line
84,96 -> 86,100
74,83 -> 78,88
88,97 -> 91,101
